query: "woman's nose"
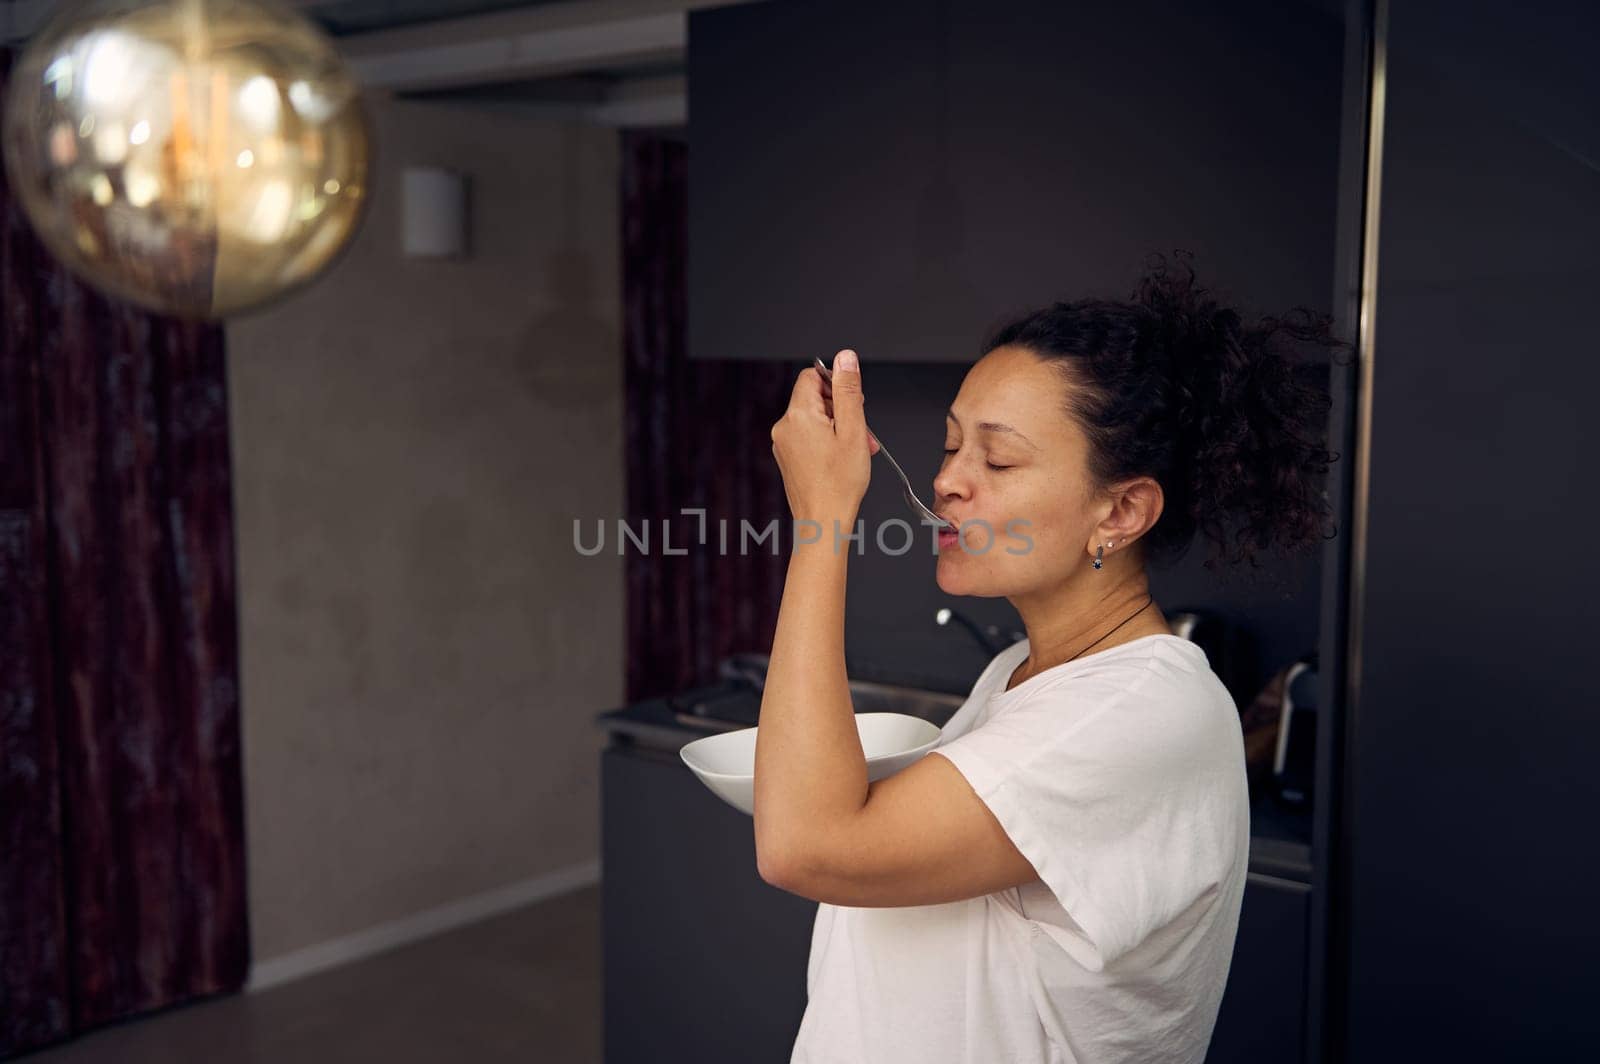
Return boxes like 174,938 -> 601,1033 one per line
932,464 -> 967,503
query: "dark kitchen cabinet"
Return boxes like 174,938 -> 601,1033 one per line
601,744 -> 815,1064
1206,876 -> 1312,1063
1330,0 -> 1600,1059
687,0 -> 1345,362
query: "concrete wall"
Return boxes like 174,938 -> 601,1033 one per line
226,89 -> 623,972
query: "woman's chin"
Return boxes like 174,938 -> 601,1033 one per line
937,552 -> 1024,598
935,556 -> 986,596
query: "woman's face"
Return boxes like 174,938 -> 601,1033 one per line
933,344 -> 1098,597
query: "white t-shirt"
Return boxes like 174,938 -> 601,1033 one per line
789,633 -> 1250,1064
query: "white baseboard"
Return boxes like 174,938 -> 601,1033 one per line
246,858 -> 602,993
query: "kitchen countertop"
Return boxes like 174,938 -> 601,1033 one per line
595,671 -> 969,751
596,687 -> 1314,882
595,693 -> 743,752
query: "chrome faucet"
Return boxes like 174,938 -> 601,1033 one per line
936,608 -> 1025,657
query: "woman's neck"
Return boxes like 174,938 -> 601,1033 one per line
1008,574 -> 1172,684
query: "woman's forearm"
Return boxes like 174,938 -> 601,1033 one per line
752,515 -> 868,875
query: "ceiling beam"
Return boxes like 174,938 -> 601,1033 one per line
0,0 -> 763,126
344,10 -> 685,94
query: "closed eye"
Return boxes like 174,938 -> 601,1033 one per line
943,448 -> 1012,472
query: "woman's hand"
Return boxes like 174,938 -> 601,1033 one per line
770,349 -> 880,523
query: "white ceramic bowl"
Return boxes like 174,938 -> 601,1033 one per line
679,712 -> 943,816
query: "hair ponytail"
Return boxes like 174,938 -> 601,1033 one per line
983,250 -> 1353,580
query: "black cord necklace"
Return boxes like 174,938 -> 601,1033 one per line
1063,592 -> 1156,664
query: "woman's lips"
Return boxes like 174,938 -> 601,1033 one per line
937,526 -> 961,550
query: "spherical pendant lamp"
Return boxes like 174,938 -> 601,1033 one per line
1,0 -> 374,320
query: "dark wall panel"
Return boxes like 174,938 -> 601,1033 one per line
1344,1 -> 1600,1057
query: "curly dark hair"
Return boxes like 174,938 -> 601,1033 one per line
982,250 -> 1351,581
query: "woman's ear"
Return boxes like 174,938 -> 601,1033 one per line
1096,477 -> 1165,550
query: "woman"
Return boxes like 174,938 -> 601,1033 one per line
758,252 -> 1345,1064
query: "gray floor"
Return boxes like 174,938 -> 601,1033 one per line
21,885 -> 602,1063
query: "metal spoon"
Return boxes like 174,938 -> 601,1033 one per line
813,356 -> 952,530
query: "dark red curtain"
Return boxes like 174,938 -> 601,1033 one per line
621,130 -> 794,702
0,47 -> 248,1058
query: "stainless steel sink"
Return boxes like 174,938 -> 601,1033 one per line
844,678 -> 965,725
672,653 -> 967,733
